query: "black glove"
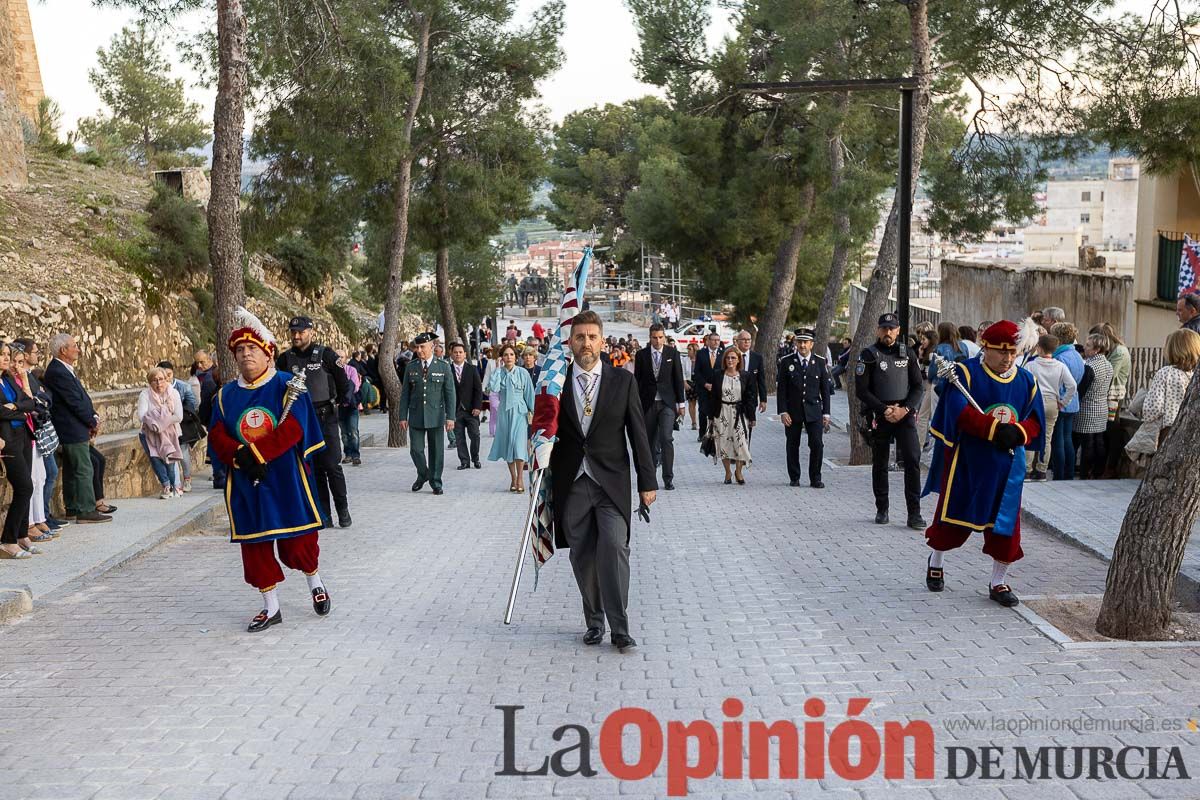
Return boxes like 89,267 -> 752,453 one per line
992,423 -> 1025,451
234,446 -> 268,482
636,502 -> 651,524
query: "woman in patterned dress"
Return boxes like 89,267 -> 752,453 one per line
706,347 -> 756,485
1125,329 -> 1199,464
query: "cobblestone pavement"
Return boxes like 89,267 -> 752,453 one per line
1,412 -> 1197,800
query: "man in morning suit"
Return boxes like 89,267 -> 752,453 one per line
551,310 -> 657,652
732,330 -> 768,440
693,330 -> 725,442
633,324 -> 686,491
399,332 -> 456,495
448,342 -> 483,470
777,328 -> 831,488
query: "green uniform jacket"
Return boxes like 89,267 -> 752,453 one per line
399,358 -> 456,429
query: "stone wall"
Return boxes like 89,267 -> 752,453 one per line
0,289 -> 198,389
0,0 -> 28,188
4,0 -> 42,120
941,259 -> 1133,332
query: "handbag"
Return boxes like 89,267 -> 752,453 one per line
33,419 -> 59,454
179,408 -> 206,445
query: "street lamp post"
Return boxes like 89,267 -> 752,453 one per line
737,77 -> 918,337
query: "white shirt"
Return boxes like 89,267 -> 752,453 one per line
572,360 -> 603,480
52,356 -> 76,376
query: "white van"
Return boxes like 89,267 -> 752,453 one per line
671,319 -> 737,348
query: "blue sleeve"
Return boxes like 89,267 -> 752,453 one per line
293,390 -> 326,460
523,370 -> 535,411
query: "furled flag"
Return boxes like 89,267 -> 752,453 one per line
527,247 -> 592,582
1181,236 -> 1200,298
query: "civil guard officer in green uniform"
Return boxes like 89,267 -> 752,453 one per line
399,331 -> 456,495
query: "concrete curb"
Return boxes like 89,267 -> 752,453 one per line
1019,505 -> 1200,603
39,496 -> 226,607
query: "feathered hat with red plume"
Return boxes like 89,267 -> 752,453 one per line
227,306 -> 278,357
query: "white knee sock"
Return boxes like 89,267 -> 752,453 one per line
262,588 -> 280,616
928,549 -> 944,569
990,561 -> 1008,587
305,572 -> 323,591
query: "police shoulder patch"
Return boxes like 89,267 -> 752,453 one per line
855,362 -> 866,376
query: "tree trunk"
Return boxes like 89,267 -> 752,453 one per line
208,0 -> 248,383
846,0 -> 932,465
756,183 -> 816,390
435,245 -> 459,345
1096,372 -> 1200,639
813,91 -> 852,353
379,12 -> 431,448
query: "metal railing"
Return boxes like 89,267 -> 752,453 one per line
1126,346 -> 1164,401
848,283 -> 941,332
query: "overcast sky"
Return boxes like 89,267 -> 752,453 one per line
30,0 -> 736,134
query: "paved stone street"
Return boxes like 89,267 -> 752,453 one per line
1,409 -> 1198,799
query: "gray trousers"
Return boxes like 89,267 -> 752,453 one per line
564,475 -> 630,638
644,400 -> 677,483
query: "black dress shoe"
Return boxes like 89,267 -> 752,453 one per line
412,479 -> 426,492
907,514 -> 928,530
337,508 -> 352,528
874,511 -> 889,524
789,479 -> 800,487
583,627 -> 603,645
811,481 -> 824,489
247,609 -> 282,633
989,584 -> 1020,607
612,634 -> 637,652
664,481 -> 675,491
321,517 -> 333,529
473,462 -> 482,469
312,587 -> 331,616
432,487 -> 444,495
724,477 -> 732,485
926,557 -> 944,592
457,464 -> 471,470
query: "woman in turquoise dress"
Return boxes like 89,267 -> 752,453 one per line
486,344 -> 535,492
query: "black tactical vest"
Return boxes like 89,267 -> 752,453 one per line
282,346 -> 333,405
864,342 -> 912,404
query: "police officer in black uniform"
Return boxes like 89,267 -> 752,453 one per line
854,313 -> 925,529
777,328 -> 831,488
278,316 -> 352,528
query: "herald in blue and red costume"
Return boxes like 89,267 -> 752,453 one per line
922,319 -> 1044,606
208,307 -> 331,632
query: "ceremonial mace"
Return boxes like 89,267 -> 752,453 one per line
253,367 -> 309,487
930,353 -> 985,414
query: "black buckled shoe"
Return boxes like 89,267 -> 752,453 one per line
583,627 -> 603,645
247,609 -> 282,633
411,479 -> 426,492
989,584 -> 1020,607
312,587 -> 331,616
926,557 -> 944,592
612,634 -> 637,652
874,510 -> 889,525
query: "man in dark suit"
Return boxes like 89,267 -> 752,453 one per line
693,331 -> 724,441
633,324 -> 686,490
777,328 -> 832,488
42,333 -> 110,523
551,310 -> 657,652
732,330 -> 768,440
448,342 -> 483,470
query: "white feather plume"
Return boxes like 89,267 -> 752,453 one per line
1016,316 -> 1040,355
234,306 -> 276,347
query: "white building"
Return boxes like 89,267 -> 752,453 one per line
1021,158 -> 1139,270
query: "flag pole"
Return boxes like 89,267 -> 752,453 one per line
504,469 -> 544,624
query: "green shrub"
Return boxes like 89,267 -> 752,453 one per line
272,235 -> 340,293
146,183 -> 209,283
326,301 -> 360,343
